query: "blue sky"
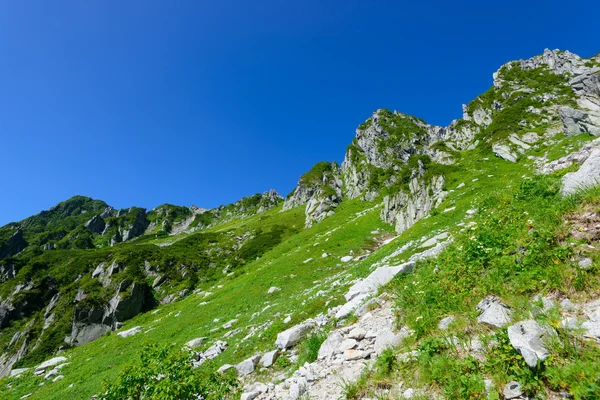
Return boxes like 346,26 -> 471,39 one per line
0,0 -> 598,225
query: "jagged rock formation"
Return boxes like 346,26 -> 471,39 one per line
380,162 -> 447,234
0,229 -> 27,260
283,163 -> 343,228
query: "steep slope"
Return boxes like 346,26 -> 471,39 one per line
0,49 -> 599,400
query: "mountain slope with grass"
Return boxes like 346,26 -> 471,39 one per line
1,49 -> 600,400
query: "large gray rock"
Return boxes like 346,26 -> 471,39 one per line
317,332 -> 343,360
507,320 -> 554,368
503,381 -> 523,399
259,349 -> 279,368
116,326 -> 142,338
235,355 -> 260,376
561,148 -> 600,195
374,327 -> 410,355
492,143 -> 518,163
559,106 -> 600,136
345,263 -> 414,302
275,321 -> 316,349
476,296 -> 512,328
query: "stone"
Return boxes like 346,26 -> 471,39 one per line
267,286 -> 281,294
579,257 -> 593,269
34,357 -> 67,374
201,341 -> 228,360
507,320 -> 554,368
275,321 -> 316,349
318,332 -> 343,360
562,149 -> 600,195
222,319 -> 238,329
338,339 -> 357,352
492,143 -> 517,163
348,327 -> 366,340
116,326 -> 142,338
343,349 -> 370,361
259,349 -> 279,367
345,263 -> 414,302
374,327 -> 409,355
240,392 -> 259,400
503,381 -> 523,399
438,316 -> 455,330
184,337 -> 206,349
10,368 -> 29,377
217,364 -> 235,374
288,376 -> 308,399
235,355 -> 260,376
476,296 -> 512,328
340,256 -> 353,263
559,106 -> 600,136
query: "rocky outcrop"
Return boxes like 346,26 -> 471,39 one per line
540,137 -> 600,173
120,209 -> 149,242
0,276 -> 58,329
257,189 -> 283,214
381,169 -> 448,234
66,281 -> 150,346
561,148 -> 600,195
84,215 -> 106,234
559,106 -> 600,136
284,162 -> 343,228
0,228 -> 28,260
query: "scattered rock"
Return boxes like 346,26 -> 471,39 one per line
508,320 -> 554,368
477,296 -> 512,328
116,326 -> 142,338
184,337 -> 206,349
259,349 -> 279,368
503,381 -> 523,399
275,321 -> 316,349
438,316 -> 455,330
235,355 -> 260,376
561,148 -> 600,195
340,256 -> 353,263
267,286 -> 281,294
317,332 -> 343,360
374,327 -> 409,355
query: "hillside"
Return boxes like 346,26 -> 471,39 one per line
1,49 -> 600,399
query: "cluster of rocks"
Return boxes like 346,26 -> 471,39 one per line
492,132 -> 540,163
240,300 -> 412,400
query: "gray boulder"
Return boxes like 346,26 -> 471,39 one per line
503,381 -> 523,399
561,148 -> 600,195
235,355 -> 260,376
374,327 -> 410,355
317,331 -> 343,360
476,296 -> 512,328
259,349 -> 279,367
559,106 -> 600,136
508,320 -> 554,368
492,143 -> 517,163
275,321 -> 316,349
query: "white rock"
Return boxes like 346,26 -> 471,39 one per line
318,332 -> 343,360
503,381 -> 523,399
34,357 -> 67,374
184,337 -> 206,349
260,349 -> 279,368
561,148 -> 600,195
476,296 -> 512,328
348,327 -> 366,340
240,391 -> 259,400
267,286 -> 281,294
116,326 -> 142,338
275,321 -> 316,349
374,327 -> 409,355
338,339 -> 357,352
345,263 -> 414,302
235,355 -> 260,376
508,320 -> 554,368
340,256 -> 353,263
217,364 -> 235,374
222,319 -> 238,329
438,316 -> 455,330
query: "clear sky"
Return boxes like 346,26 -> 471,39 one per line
0,0 -> 598,225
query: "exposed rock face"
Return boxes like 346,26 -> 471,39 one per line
0,228 -> 28,260
84,215 -> 106,234
561,148 -> 600,195
66,281 -> 149,346
540,137 -> 600,173
120,209 -> 149,242
381,170 -> 447,234
257,189 -> 283,214
0,276 -> 58,329
284,162 -> 343,228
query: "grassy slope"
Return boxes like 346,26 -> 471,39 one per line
0,133 -> 596,399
